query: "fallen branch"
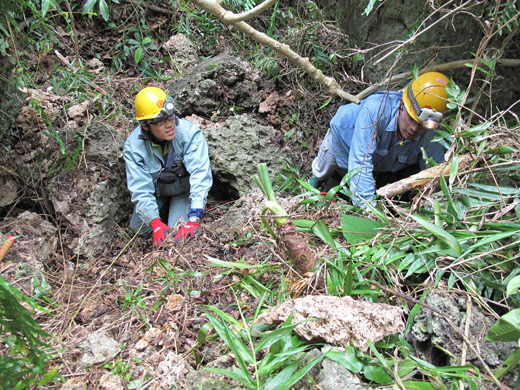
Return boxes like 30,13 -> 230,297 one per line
376,154 -> 475,198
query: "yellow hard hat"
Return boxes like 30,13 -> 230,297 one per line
135,86 -> 175,121
402,72 -> 449,129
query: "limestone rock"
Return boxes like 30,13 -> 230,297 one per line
205,114 -> 283,199
80,332 -> 121,365
258,295 -> 405,352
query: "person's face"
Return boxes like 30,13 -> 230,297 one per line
145,115 -> 176,141
397,102 -> 429,140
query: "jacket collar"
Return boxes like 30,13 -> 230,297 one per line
138,126 -> 150,141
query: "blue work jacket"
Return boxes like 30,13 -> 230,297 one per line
123,118 -> 213,226
330,91 -> 445,203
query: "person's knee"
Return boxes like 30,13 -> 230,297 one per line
130,217 -> 152,235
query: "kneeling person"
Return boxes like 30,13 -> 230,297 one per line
123,86 -> 213,246
309,71 -> 449,207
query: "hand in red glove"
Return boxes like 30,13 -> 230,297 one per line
173,221 -> 199,243
320,192 -> 337,204
150,218 -> 171,246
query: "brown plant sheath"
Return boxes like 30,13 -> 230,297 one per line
279,224 -> 317,274
0,236 -> 16,263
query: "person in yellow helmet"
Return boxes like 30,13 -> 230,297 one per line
123,86 -> 213,246
308,71 -> 449,206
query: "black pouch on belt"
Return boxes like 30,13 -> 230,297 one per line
154,147 -> 190,196
157,164 -> 189,184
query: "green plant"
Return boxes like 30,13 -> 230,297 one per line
82,0 -> 110,21
201,293 -> 328,389
126,29 -> 158,65
0,276 -> 58,389
121,283 -> 161,329
486,0 -> 519,36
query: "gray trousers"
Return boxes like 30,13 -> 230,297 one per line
311,129 -> 346,180
129,191 -> 191,234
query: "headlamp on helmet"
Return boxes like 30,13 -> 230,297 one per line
160,100 -> 176,118
135,86 -> 178,122
417,108 -> 443,129
402,71 -> 449,130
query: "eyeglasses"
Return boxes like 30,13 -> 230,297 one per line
149,114 -> 175,127
401,106 -> 422,127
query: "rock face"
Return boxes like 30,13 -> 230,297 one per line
204,114 -> 283,199
46,122 -> 127,258
0,56 -> 25,143
168,52 -> 268,116
335,0 -> 519,110
258,295 -> 406,352
411,290 -> 518,389
0,46 -> 283,259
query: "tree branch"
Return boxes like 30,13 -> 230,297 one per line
186,0 -> 519,105
220,0 -> 279,23
356,58 -> 520,102
187,0 -> 360,103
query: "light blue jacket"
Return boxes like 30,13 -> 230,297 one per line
330,91 -> 445,203
123,118 -> 213,226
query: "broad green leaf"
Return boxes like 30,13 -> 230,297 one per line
83,0 -> 97,13
398,253 -> 418,273
205,367 -> 256,389
204,312 -> 254,366
99,0 -> 109,21
341,215 -> 384,245
254,323 -> 300,353
205,255 -> 261,269
363,365 -> 393,384
37,366 -> 58,386
448,154 -> 459,186
405,289 -> 429,334
440,175 -> 460,222
292,219 -> 317,228
327,348 -> 363,373
278,350 -> 328,390
318,96 -> 332,110
263,360 -> 299,390
257,345 -> 308,375
409,214 -> 461,256
486,145 -> 518,155
312,219 -> 339,248
457,122 -> 492,137
483,222 -> 520,232
360,198 -> 390,224
486,308 -> 520,342
469,183 -> 520,196
135,47 -> 143,64
462,231 -> 518,256
507,276 -> 520,297
41,0 -> 52,16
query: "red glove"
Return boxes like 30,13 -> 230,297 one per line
173,221 -> 199,243
150,218 -> 171,246
320,192 -> 338,203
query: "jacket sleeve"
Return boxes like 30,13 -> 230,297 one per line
182,122 -> 213,211
123,141 -> 160,226
347,106 -> 380,205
